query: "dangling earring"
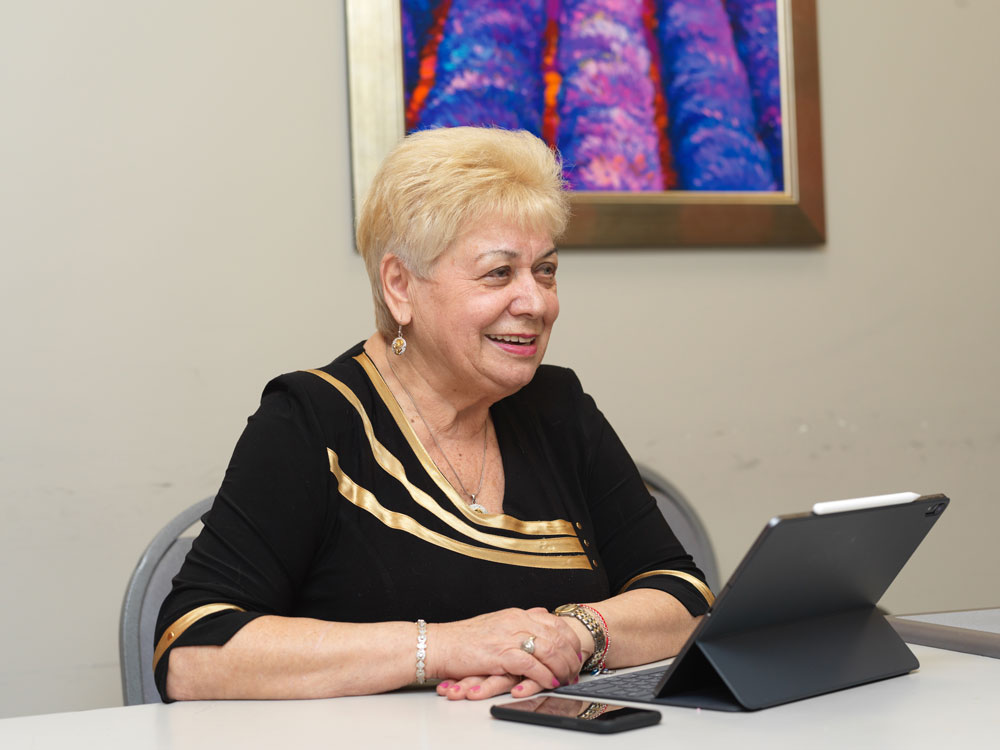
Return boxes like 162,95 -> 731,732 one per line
391,325 -> 407,356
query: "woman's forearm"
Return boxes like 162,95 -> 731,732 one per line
165,606 -> 585,700
166,616 -> 419,700
574,589 -> 701,670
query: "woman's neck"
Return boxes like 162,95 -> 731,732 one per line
364,333 -> 491,440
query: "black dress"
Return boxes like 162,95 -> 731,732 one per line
153,342 -> 712,700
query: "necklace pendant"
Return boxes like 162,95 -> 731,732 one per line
469,502 -> 487,514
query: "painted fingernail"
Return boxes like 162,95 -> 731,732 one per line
551,678 -> 560,688
513,684 -> 524,692
439,681 -> 451,688
450,684 -> 461,691
578,651 -> 583,662
573,676 -> 579,684
471,685 -> 481,692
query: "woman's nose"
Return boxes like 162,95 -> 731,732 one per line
508,273 -> 547,316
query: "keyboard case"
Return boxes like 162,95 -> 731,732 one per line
651,494 -> 950,710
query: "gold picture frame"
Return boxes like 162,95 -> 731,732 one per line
345,0 -> 825,248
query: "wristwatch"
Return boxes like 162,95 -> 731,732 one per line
554,603 -> 607,672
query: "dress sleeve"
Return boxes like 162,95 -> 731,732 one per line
573,376 -> 713,617
152,376 -> 334,701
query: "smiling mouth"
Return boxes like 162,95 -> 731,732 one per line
486,334 -> 537,345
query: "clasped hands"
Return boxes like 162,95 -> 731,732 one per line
427,607 -> 591,701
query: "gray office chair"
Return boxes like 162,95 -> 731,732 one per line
637,464 -> 721,595
119,497 -> 212,705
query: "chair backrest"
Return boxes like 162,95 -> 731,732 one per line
119,498 -> 213,705
636,464 -> 720,595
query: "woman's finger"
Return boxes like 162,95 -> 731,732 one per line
439,674 -> 515,701
519,612 -> 583,684
510,678 -> 545,697
527,608 -> 586,658
519,631 -> 578,686
442,675 -> 484,701
464,674 -> 519,700
437,674 -> 530,701
525,607 -> 584,651
436,678 -> 455,696
499,647 -> 567,691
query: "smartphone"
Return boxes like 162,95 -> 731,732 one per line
490,696 -> 661,734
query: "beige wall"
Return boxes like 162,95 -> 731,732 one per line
1,0 -> 997,719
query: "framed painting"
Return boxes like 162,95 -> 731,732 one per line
345,0 -> 824,248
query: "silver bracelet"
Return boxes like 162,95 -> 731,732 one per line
415,619 -> 428,684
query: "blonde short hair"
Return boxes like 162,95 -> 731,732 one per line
357,127 -> 570,337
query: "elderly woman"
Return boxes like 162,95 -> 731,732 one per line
154,126 -> 713,702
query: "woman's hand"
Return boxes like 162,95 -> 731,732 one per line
427,607 -> 583,693
436,674 -> 546,700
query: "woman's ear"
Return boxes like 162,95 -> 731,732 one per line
380,253 -> 413,326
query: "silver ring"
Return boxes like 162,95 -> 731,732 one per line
520,635 -> 537,655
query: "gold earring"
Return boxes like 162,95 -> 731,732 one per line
391,325 -> 407,356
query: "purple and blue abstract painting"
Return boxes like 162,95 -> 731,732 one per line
402,0 -> 783,191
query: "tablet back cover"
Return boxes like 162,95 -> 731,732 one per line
654,494 -> 949,710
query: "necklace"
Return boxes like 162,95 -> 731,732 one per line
386,355 -> 489,513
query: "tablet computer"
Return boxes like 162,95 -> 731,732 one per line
556,492 -> 950,710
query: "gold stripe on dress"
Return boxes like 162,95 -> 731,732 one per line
306,364 -> 580,546
152,603 -> 246,672
304,369 -> 580,554
329,449 -> 591,570
350,354 -> 578,536
619,569 -> 716,607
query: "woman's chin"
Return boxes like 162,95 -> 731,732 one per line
486,360 -> 545,396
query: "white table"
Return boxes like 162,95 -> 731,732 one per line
889,607 -> 1000,658
1,645 -> 998,749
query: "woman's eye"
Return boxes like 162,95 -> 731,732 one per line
536,263 -> 557,277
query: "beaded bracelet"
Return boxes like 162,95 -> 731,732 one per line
415,619 -> 427,684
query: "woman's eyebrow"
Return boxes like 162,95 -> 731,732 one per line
475,247 -> 558,262
475,249 -> 519,261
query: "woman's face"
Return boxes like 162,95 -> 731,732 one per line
406,217 -> 559,403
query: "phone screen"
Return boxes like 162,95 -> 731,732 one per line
490,696 -> 661,733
